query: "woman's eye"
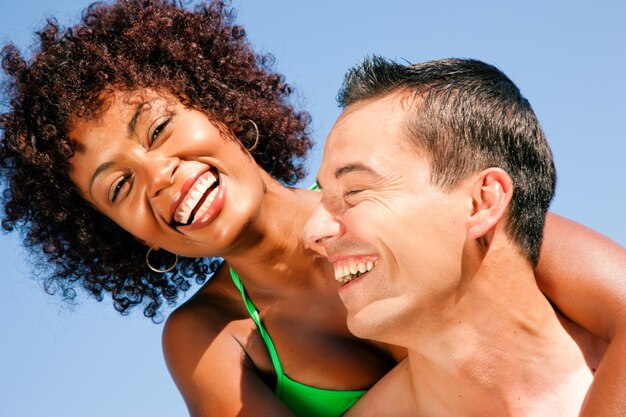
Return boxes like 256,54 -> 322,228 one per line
110,176 -> 130,203
150,118 -> 171,145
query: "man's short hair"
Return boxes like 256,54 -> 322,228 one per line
338,57 -> 556,266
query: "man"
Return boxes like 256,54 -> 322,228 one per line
304,57 -> 605,416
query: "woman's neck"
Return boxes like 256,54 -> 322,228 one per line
222,172 -> 326,294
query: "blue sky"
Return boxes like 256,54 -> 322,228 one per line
1,1 -> 624,416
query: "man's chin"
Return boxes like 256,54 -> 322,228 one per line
346,310 -> 395,344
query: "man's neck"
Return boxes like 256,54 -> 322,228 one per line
401,247 -> 595,416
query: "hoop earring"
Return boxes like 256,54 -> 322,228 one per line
243,119 -> 259,152
145,247 -> 178,273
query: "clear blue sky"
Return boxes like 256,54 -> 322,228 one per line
1,1 -> 624,416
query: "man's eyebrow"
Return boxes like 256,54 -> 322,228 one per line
89,160 -> 115,197
316,162 -> 379,191
334,162 -> 379,179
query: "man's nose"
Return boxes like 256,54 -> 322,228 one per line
143,155 -> 179,198
303,202 -> 344,248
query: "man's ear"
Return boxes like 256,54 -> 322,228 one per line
467,168 -> 513,239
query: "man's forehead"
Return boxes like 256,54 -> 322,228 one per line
318,92 -> 420,186
329,102 -> 376,140
325,93 -> 416,156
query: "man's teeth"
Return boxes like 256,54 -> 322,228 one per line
334,261 -> 375,284
174,171 -> 217,224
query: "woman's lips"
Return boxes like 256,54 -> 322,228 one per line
177,175 -> 226,231
173,169 -> 218,225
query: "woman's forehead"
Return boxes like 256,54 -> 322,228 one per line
69,89 -> 173,128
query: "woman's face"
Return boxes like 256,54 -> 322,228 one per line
69,89 -> 266,257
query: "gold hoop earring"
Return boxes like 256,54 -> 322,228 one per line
145,247 -> 178,273
243,119 -> 259,152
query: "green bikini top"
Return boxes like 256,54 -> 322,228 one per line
230,268 -> 366,417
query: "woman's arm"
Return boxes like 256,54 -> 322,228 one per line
536,213 -> 626,417
162,305 -> 294,417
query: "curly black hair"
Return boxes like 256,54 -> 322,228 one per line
0,0 -> 312,321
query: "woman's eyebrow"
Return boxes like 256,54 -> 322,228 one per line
89,160 -> 115,197
127,101 -> 152,137
87,102 -> 147,198
87,99 -> 160,197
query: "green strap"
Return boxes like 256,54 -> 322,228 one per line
230,268 -> 367,417
229,268 -> 286,387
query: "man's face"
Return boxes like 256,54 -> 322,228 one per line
304,93 -> 472,343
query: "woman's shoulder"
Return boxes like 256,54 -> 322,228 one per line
161,266 -> 290,415
161,265 -> 265,401
163,265 -> 245,348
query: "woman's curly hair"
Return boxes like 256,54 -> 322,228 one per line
0,0 -> 312,321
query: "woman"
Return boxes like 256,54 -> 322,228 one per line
1,1 -> 624,416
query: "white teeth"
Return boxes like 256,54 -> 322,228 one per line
334,260 -> 377,284
334,267 -> 342,281
174,171 -> 218,224
174,201 -> 193,224
191,186 -> 219,224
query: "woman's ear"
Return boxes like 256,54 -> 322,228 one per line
467,168 -> 513,240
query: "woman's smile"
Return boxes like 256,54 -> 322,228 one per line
173,167 -> 226,230
172,168 -> 219,225
67,89 -> 266,256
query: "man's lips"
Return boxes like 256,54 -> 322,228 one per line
329,256 -> 379,285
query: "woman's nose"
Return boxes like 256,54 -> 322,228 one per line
144,155 -> 179,198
